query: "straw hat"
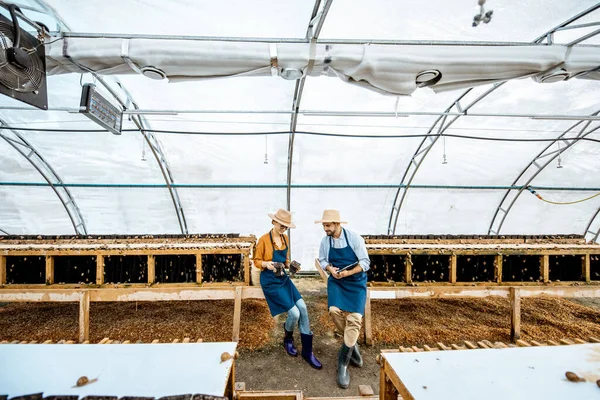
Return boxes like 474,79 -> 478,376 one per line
314,209 -> 347,224
268,209 -> 296,229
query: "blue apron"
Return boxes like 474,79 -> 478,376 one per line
327,228 -> 368,315
260,232 -> 302,317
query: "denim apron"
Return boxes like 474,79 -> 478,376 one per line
260,232 -> 302,316
327,228 -> 368,315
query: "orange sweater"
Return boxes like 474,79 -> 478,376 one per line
253,231 -> 291,270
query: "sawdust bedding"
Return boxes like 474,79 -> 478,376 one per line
1,297 -> 599,348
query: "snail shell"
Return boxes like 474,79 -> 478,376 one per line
76,376 -> 89,386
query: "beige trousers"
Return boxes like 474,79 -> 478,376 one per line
329,306 -> 362,347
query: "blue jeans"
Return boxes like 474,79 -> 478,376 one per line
284,298 -> 311,335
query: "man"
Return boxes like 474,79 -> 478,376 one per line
316,209 -> 370,389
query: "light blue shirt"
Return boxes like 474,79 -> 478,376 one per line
318,228 -> 370,272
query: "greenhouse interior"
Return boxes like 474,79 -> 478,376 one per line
1,0 -> 600,399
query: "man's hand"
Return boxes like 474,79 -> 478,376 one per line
326,265 -> 341,279
262,261 -> 276,271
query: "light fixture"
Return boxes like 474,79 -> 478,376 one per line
79,83 -> 123,135
140,66 -> 167,80
281,68 -> 304,80
538,68 -> 569,83
472,0 -> 493,27
416,70 -> 442,88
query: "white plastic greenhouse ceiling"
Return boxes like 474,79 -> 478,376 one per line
0,0 -> 599,270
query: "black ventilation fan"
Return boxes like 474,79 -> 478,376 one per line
0,4 -> 47,109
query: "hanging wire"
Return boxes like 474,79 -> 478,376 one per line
264,134 -> 268,164
526,186 -> 600,205
557,141 -> 563,168
442,136 -> 448,164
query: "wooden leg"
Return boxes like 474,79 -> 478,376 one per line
232,286 -> 243,342
45,256 -> 54,285
196,253 -> 203,283
379,358 -> 399,400
450,254 -> 457,283
364,289 -> 373,346
96,254 -> 104,285
79,291 -> 90,343
148,255 -> 155,284
510,287 -> 521,342
0,255 -> 6,285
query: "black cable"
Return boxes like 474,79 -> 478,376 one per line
1,125 -> 599,144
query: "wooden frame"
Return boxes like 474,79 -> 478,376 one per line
0,286 -> 265,344
364,285 -> 600,345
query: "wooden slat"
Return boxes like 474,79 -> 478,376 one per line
559,338 -> 575,345
82,341 -> 89,344
65,340 -> 75,344
0,254 -> 6,285
423,345 -> 435,351
405,254 -> 412,284
541,254 -> 550,283
495,254 -> 503,283
147,255 -> 155,284
43,340 -> 52,344
476,341 -> 490,349
196,253 -> 203,283
450,344 -> 462,350
358,385 -> 374,396
411,346 -> 424,352
98,337 -> 109,344
364,289 -> 372,346
232,286 -> 243,342
172,339 -> 180,343
464,341 -> 477,349
573,338 -> 587,344
79,291 -> 90,343
494,342 -> 508,348
482,340 -> 494,348
122,340 -> 130,344
183,337 -> 190,343
436,342 -> 451,351
588,336 -> 600,343
584,254 -> 590,283
450,254 -> 457,283
152,339 -> 160,344
45,256 -> 54,285
197,338 -> 203,343
29,340 -> 37,344
96,254 -> 104,285
547,340 -> 560,346
530,340 -> 545,346
516,340 -> 531,347
243,254 -> 250,285
510,287 -> 521,342
380,358 -> 400,400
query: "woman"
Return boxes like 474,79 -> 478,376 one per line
253,208 -> 322,370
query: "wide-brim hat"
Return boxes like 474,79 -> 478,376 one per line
314,209 -> 347,224
268,208 -> 296,229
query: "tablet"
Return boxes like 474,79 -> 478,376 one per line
336,261 -> 359,273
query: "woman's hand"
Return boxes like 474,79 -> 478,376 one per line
262,261 -> 276,271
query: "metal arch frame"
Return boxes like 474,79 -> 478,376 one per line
0,121 -> 88,234
286,0 -> 333,210
0,228 -> 9,235
584,208 -> 600,243
488,114 -> 600,235
387,82 -> 505,234
387,3 -> 600,235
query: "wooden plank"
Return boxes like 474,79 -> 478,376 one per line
45,256 -> 54,285
573,338 -> 587,344
364,289 -> 372,346
358,385 -> 374,396
510,287 -> 521,342
423,345 -> 435,351
495,254 -> 503,283
0,254 -> 6,285
151,339 -> 159,344
450,254 -> 457,283
183,337 -> 190,343
584,254 -> 591,283
122,340 -> 131,344
516,340 -> 531,347
541,254 -> 549,283
243,254 -> 250,285
96,254 -> 104,285
476,341 -> 490,349
232,286 -> 243,342
494,342 -> 508,348
560,338 -> 575,345
588,336 -> 600,343
196,253 -> 203,283
98,337 -> 109,344
405,254 -> 412,283
530,340 -> 545,346
482,340 -> 495,348
436,342 -> 451,351
547,340 -> 560,346
450,344 -> 462,350
464,341 -> 477,349
380,358 -> 402,400
172,339 -> 180,343
314,259 -> 329,284
42,340 -> 52,344
78,291 -> 90,343
411,346 -> 423,352
147,255 -> 155,284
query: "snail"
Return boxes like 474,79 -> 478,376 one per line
220,351 -> 240,363
565,371 -> 585,382
73,375 -> 98,388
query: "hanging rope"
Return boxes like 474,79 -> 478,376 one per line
527,186 -> 600,205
